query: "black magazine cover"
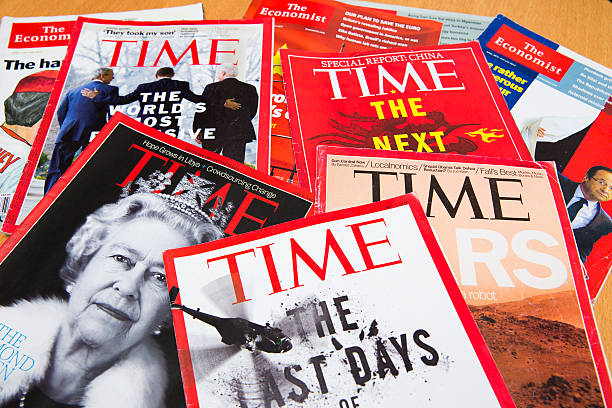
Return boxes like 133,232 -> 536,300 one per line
0,113 -> 312,407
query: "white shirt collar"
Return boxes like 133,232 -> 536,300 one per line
569,183 -> 599,228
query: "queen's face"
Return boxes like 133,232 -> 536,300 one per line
67,217 -> 191,351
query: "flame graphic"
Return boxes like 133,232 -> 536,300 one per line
465,128 -> 505,143
272,44 -> 288,77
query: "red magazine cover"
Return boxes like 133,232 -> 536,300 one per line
2,17 -> 273,233
281,42 -> 532,193
315,145 -> 612,407
164,194 -> 515,407
244,0 -> 443,185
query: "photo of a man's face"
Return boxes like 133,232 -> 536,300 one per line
582,170 -> 612,203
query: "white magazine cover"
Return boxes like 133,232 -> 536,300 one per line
0,3 -> 204,225
164,195 -> 515,407
339,0 -> 492,44
2,17 -> 272,233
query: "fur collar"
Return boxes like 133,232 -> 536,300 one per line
0,297 -> 168,408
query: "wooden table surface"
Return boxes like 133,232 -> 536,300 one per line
2,0 -> 612,368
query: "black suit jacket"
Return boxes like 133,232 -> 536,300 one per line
95,78 -> 204,135
558,173 -> 612,262
536,124 -> 591,173
193,77 -> 258,145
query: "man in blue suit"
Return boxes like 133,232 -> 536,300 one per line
44,68 -> 118,194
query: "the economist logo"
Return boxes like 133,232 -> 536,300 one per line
487,24 -> 574,82
8,21 -> 74,48
255,0 -> 334,30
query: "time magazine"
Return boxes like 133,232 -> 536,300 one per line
0,113 -> 313,407
244,0 -> 443,185
315,145 -> 612,407
478,14 -> 612,301
164,195 -> 515,407
280,42 -> 532,193
0,4 -> 205,227
2,16 -> 273,233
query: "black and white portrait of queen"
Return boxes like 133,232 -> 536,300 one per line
0,173 -> 227,408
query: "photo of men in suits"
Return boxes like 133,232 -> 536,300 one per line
44,67 -> 118,194
559,166 -> 612,264
193,63 -> 259,164
82,67 -> 215,137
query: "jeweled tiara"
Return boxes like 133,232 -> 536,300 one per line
121,170 -> 233,229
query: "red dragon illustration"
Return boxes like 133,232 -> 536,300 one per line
308,110 -> 482,154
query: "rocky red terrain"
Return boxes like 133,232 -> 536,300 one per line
469,291 -> 604,408
480,290 -> 586,329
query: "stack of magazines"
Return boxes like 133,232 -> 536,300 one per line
0,1 -> 610,407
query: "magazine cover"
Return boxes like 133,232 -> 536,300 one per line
244,0 -> 443,185
340,0 -> 493,44
478,15 -> 612,301
164,194 -> 515,407
316,145 -> 612,407
2,16 -> 273,233
0,5 -> 205,225
0,112 -> 313,407
281,42 -> 532,193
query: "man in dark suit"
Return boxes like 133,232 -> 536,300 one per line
82,67 -> 213,138
193,63 -> 258,164
44,68 -> 118,194
559,166 -> 612,263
